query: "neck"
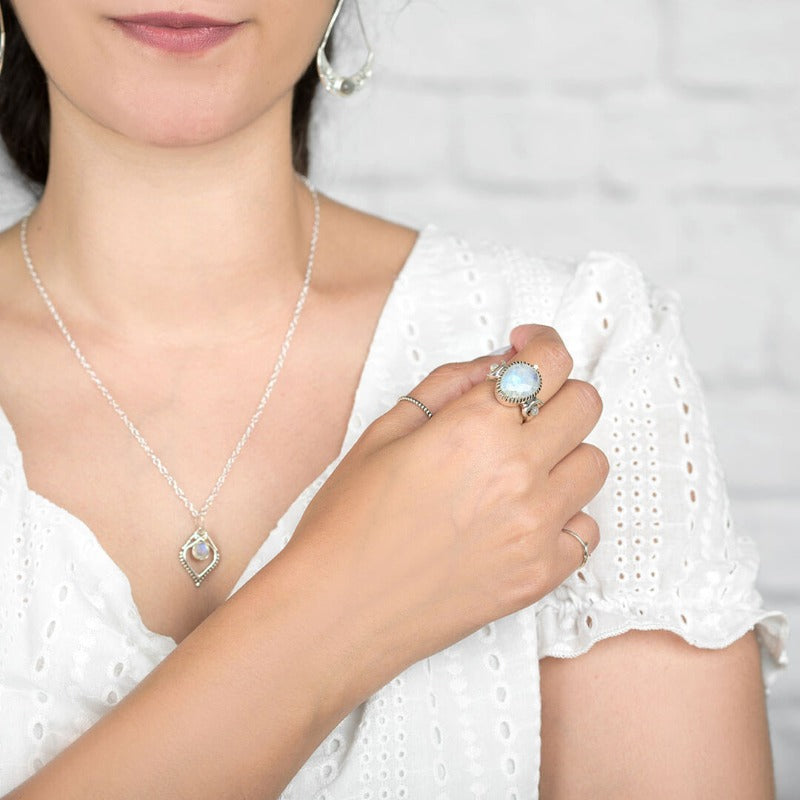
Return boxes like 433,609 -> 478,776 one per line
23,86 -> 316,345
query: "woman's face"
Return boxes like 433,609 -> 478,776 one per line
10,1 -> 336,146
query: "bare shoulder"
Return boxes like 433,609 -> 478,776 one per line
314,193 -> 421,293
539,629 -> 774,799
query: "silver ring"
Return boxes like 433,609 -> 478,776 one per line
397,395 -> 433,419
561,527 -> 590,569
485,359 -> 544,422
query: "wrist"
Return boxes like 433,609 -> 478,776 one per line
254,538 -> 403,723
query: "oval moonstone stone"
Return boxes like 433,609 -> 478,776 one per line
498,362 -> 541,401
191,540 -> 211,561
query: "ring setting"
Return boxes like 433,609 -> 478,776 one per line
486,359 -> 544,421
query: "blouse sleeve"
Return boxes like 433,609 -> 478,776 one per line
530,249 -> 789,692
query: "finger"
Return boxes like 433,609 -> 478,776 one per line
363,322 -> 575,453
522,379 -> 604,472
360,347 -> 517,454
508,322 -> 556,355
555,511 -> 600,578
547,442 -> 610,527
459,324 -> 574,426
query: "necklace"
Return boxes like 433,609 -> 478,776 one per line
18,176 -> 320,587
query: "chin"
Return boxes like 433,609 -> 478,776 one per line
81,85 -> 272,150
120,107 -> 254,149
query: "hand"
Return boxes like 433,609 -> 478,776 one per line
282,324 -> 609,700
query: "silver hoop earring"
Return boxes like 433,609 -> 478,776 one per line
316,0 -> 374,97
0,2 -> 6,80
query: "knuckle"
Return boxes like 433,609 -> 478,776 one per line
511,322 -> 550,338
443,408 -> 478,452
360,413 -> 385,439
495,544 -> 542,608
536,336 -> 573,377
436,402 -> 502,465
491,451 -> 535,501
439,393 -> 482,433
503,575 -> 540,615
583,442 -> 610,476
428,361 -> 462,380
510,322 -> 557,351
512,550 -> 562,610
506,493 -> 540,533
535,323 -> 564,344
359,413 -> 396,446
572,379 -> 603,416
426,361 -> 475,397
504,487 -> 555,546
499,520 -> 568,611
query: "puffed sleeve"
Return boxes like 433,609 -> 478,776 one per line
531,249 -> 789,691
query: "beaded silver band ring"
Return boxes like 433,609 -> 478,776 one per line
397,395 -> 433,419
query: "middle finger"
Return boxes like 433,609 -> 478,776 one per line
522,378 -> 604,472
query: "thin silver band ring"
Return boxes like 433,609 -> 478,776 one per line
561,527 -> 590,568
397,394 -> 433,419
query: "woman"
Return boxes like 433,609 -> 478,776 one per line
0,1 -> 788,798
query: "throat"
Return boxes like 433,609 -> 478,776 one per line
20,175 -> 319,345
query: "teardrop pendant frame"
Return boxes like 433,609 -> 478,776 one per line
179,527 -> 221,587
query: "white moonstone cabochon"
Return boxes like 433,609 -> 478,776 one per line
498,362 -> 541,400
191,540 -> 211,560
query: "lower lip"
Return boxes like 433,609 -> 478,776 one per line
113,20 -> 241,54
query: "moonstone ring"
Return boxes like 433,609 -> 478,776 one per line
485,359 -> 544,422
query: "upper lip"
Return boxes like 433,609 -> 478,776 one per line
112,12 -> 238,27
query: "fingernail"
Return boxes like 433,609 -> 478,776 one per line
489,344 -> 514,356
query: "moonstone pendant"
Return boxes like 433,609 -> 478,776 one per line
179,527 -> 220,587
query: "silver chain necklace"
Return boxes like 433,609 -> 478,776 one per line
19,177 -> 320,587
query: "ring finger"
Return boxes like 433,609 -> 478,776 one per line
548,441 -> 609,530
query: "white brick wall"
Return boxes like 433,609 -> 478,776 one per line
672,0 -> 800,89
309,1 -> 799,795
0,0 -> 796,793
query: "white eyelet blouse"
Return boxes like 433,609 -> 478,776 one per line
0,224 -> 789,798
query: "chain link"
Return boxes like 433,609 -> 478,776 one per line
19,176 -> 320,525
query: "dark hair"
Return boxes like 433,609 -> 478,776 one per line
0,0 -> 322,188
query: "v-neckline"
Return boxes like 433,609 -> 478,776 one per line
0,223 -> 436,650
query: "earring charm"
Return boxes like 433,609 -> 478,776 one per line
317,0 -> 374,96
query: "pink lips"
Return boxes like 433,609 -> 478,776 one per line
112,12 -> 243,54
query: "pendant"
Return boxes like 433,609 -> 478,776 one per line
179,527 -> 221,587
